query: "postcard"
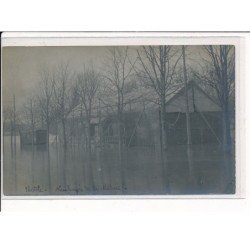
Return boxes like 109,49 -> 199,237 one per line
1,33 -> 243,198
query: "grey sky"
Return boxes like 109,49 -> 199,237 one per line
2,46 -> 204,109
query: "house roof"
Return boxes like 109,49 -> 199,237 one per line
165,82 -> 220,109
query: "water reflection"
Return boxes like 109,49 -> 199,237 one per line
3,135 -> 235,195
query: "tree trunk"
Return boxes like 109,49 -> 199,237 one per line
46,120 -> 50,150
87,116 -> 94,190
30,99 -> 35,146
117,101 -> 126,193
46,122 -> 51,191
31,125 -> 35,147
62,118 -> 67,151
222,104 -> 232,152
11,121 -> 13,153
222,104 -> 234,192
220,46 -> 234,192
159,95 -> 169,192
13,95 -> 16,155
182,46 -> 195,189
87,118 -> 92,154
182,46 -> 192,146
160,95 -> 167,150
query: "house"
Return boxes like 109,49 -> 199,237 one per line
164,82 -> 223,145
66,101 -> 155,147
101,111 -> 155,147
63,81 -> 223,148
66,113 -> 102,147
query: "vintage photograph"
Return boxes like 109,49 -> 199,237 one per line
2,44 -> 235,196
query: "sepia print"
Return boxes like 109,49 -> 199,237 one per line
2,43 -> 236,196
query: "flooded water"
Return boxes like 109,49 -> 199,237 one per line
3,135 -> 235,196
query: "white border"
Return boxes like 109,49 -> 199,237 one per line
1,32 -> 246,201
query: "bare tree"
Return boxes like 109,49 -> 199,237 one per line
136,46 -> 182,149
195,45 -> 235,152
3,106 -> 14,154
75,66 -> 100,190
38,67 -> 55,150
102,46 -> 137,192
37,66 -> 56,191
3,97 -> 21,156
75,66 -> 100,153
136,46 -> 182,190
182,46 -> 196,187
191,45 -> 235,192
3,106 -> 13,135
52,63 -> 78,151
22,97 -> 38,146
182,46 -> 192,146
21,96 -> 39,186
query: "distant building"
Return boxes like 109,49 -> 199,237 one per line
65,82 -> 224,148
65,115 -> 102,147
101,111 -> 154,147
165,82 -> 223,145
20,129 -> 47,145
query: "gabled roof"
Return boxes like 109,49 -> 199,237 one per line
165,82 -> 220,108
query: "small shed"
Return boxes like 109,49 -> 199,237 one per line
20,129 -> 47,145
20,130 -> 33,145
165,82 -> 223,145
35,130 -> 47,144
